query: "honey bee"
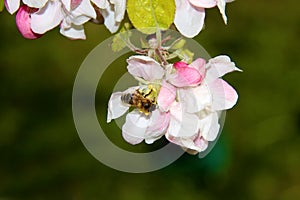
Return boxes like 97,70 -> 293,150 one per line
121,85 -> 158,115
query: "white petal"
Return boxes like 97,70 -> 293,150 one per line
23,0 -> 48,9
188,0 -> 217,8
71,0 -> 97,22
31,1 -> 64,34
71,15 -> 92,26
5,0 -> 20,14
174,0 -> 205,38
145,110 -> 170,141
60,24 -> 86,39
217,0 -> 227,24
99,5 -> 120,33
178,83 -> 212,113
208,79 -> 238,110
199,112 -> 220,141
122,131 -> 144,145
167,102 -> 199,137
107,87 -> 138,122
205,55 -> 242,83
122,111 -> 151,139
127,55 -> 164,81
91,0 -> 109,9
110,0 -> 126,22
61,0 -> 71,11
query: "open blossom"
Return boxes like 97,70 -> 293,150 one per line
174,0 -> 233,38
107,54 -> 240,154
107,55 -> 168,144
166,55 -> 241,152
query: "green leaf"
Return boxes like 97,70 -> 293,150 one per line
111,23 -> 132,52
0,0 -> 4,12
127,0 -> 176,34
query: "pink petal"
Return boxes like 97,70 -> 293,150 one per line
205,55 -> 242,83
5,0 -> 20,14
188,0 -> 217,8
127,56 -> 164,81
16,5 -> 42,39
174,0 -> 205,38
157,80 -> 176,112
173,61 -> 188,69
167,61 -> 203,87
208,79 -> 238,110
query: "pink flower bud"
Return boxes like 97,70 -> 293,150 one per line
16,5 -> 42,39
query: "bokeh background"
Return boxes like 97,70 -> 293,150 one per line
1,0 -> 300,199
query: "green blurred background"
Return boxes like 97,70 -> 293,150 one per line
1,0 -> 300,199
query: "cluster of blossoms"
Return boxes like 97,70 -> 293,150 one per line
6,0 -> 126,39
4,0 -> 233,39
3,0 -> 240,155
107,55 -> 240,154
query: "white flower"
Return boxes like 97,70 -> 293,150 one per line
107,55 -> 241,154
107,55 -> 168,144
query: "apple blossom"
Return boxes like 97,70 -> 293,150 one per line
107,53 -> 240,154
107,55 -> 169,144
168,55 -> 241,152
